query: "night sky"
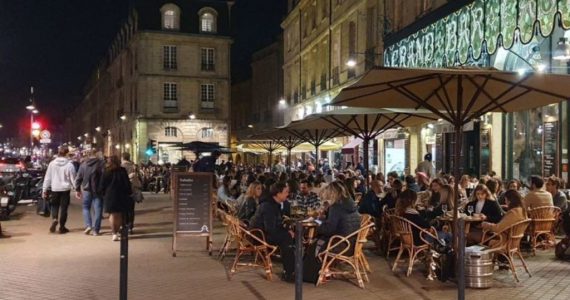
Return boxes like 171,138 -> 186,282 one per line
0,0 -> 286,140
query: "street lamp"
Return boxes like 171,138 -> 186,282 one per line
189,113 -> 196,120
26,87 -> 39,153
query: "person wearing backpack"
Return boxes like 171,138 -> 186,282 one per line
75,149 -> 105,236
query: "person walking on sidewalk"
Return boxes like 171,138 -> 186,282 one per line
74,149 -> 105,236
99,155 -> 133,241
121,152 -> 142,234
42,147 -> 77,234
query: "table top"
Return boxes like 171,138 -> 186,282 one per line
438,216 -> 483,222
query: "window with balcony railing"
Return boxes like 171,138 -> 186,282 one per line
301,86 -> 306,100
310,81 -> 316,95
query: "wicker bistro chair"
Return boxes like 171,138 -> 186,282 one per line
217,209 -> 245,261
527,206 -> 561,255
382,208 -> 400,258
316,214 -> 375,288
390,215 -> 439,277
480,219 -> 532,282
226,215 -> 278,280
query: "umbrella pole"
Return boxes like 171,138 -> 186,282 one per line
314,145 -> 319,171
363,138 -> 370,188
453,124 -> 465,300
287,147 -> 292,174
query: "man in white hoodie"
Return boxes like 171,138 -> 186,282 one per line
43,147 -> 76,234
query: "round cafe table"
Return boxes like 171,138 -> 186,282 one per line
437,215 -> 484,235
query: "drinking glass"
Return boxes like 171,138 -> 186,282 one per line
441,204 -> 448,215
467,206 -> 474,216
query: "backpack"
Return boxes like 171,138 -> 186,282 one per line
555,237 -> 570,260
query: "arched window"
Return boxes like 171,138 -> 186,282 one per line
199,8 -> 217,33
161,4 -> 181,30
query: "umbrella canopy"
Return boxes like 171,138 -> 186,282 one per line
331,66 -> 570,126
330,66 -> 570,275
288,107 -> 437,177
293,141 -> 342,152
178,141 -> 231,153
278,118 -> 349,164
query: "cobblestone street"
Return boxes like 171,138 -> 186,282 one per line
1,193 -> 569,300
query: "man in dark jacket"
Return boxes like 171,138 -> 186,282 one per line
358,179 -> 383,218
250,181 -> 295,282
75,149 -> 105,235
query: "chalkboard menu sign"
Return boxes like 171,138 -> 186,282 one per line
172,172 -> 213,257
543,122 -> 558,177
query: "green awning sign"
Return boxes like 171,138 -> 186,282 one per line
385,0 -> 567,67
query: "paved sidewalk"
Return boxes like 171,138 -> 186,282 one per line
1,193 -> 569,300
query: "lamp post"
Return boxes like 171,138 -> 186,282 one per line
26,87 -> 39,154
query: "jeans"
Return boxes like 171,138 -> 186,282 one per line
50,191 -> 71,227
82,191 -> 103,232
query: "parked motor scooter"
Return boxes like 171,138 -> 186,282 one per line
0,178 -> 18,220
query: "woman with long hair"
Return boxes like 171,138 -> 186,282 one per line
316,181 -> 361,253
465,184 -> 504,243
396,189 -> 431,246
99,155 -> 133,241
237,181 -> 263,221
426,184 -> 454,221
482,190 -> 528,247
379,179 -> 402,212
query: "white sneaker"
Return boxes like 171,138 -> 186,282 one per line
112,234 -> 120,241
84,227 -> 92,235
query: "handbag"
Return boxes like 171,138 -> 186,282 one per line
132,189 -> 144,203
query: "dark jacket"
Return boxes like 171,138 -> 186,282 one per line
407,182 -> 420,193
193,156 -> 216,173
403,209 -> 431,246
317,198 -> 361,239
250,197 -> 289,244
75,158 -> 104,193
379,192 -> 398,212
465,199 -> 503,224
99,167 -> 133,214
358,191 -> 381,218
238,196 -> 257,221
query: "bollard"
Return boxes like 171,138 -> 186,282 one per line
457,218 -> 465,300
120,224 -> 129,300
294,221 -> 303,300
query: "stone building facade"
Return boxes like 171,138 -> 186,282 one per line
65,0 -> 233,164
282,0 -> 386,123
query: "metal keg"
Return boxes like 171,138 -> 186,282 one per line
465,252 -> 494,288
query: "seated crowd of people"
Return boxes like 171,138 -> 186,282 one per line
213,157 -> 570,281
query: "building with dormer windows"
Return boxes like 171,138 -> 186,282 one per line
65,0 -> 233,164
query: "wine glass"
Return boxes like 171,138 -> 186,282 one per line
467,205 -> 474,216
441,204 -> 448,216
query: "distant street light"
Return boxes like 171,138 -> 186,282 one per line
279,98 -> 286,105
189,113 -> 196,120
248,124 -> 254,128
120,114 -> 127,121
95,126 -> 101,132
346,58 -> 357,67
